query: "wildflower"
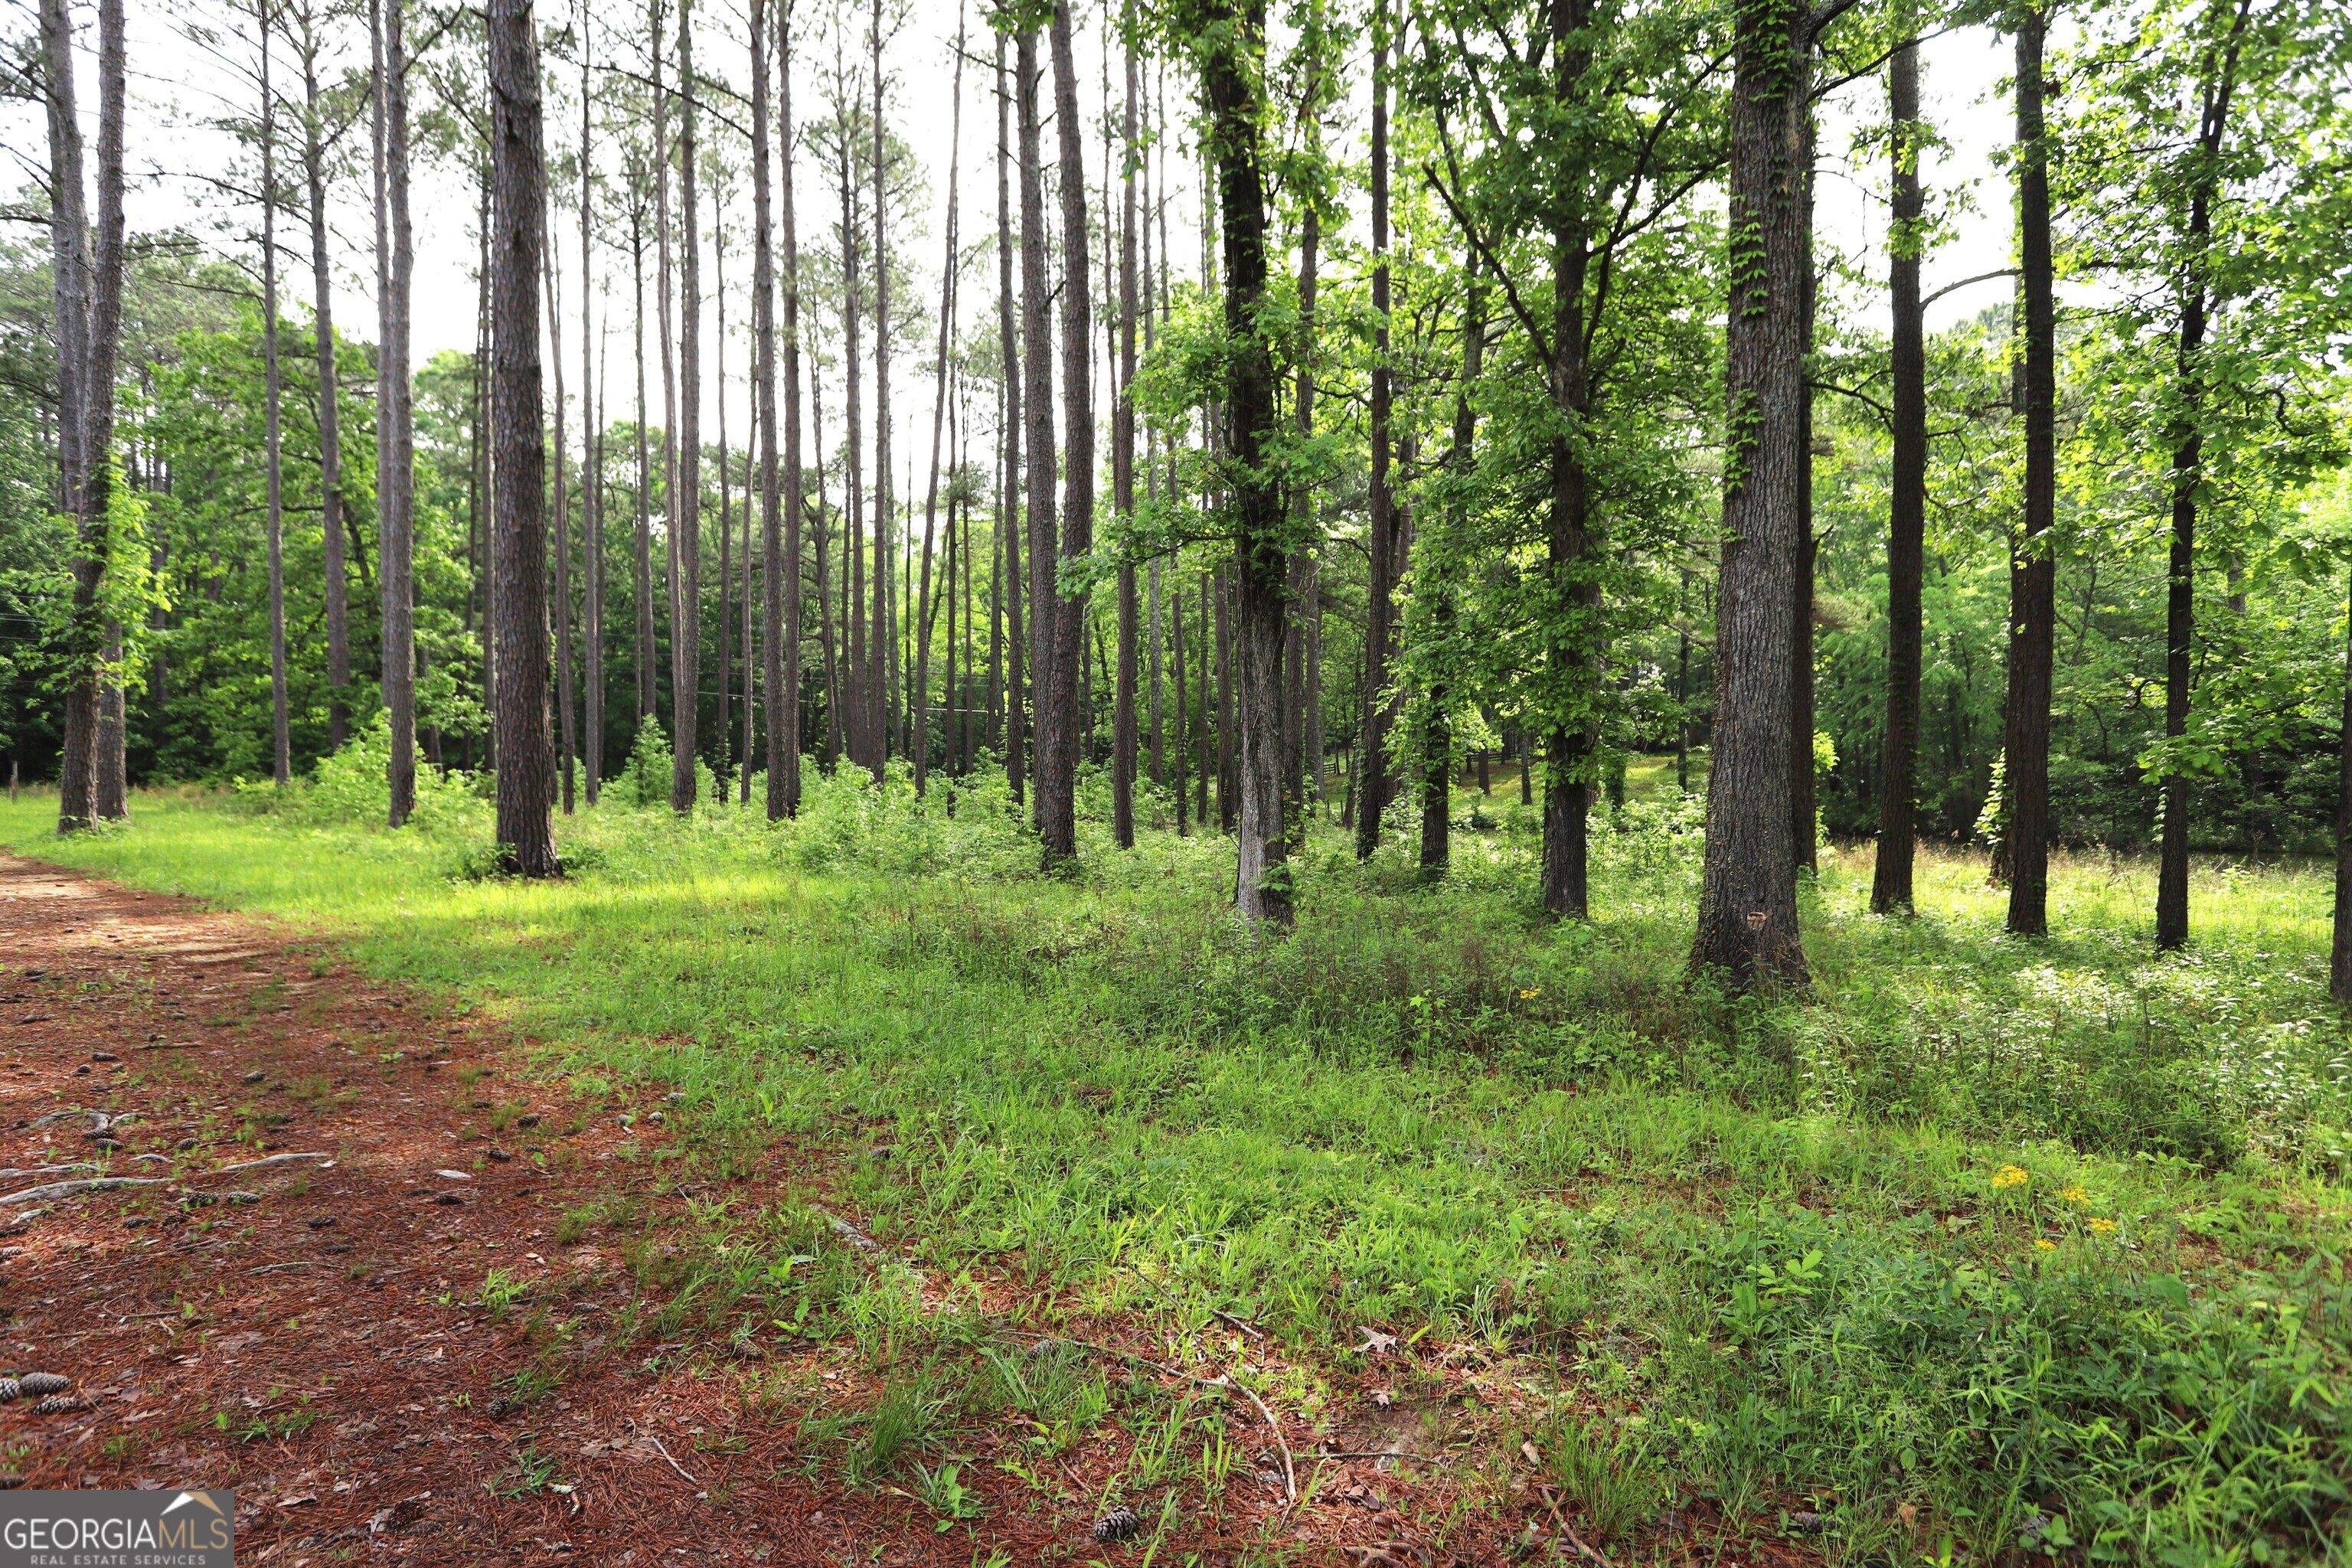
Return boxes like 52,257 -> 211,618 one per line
2059,1185 -> 2089,1204
2034,1239 -> 2056,1251
1991,1165 -> 2030,1191
1518,988 -> 1542,1001
2088,1217 -> 2118,1235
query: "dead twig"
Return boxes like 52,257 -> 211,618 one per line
202,1152 -> 335,1177
1,1176 -> 166,1205
636,1430 -> 698,1485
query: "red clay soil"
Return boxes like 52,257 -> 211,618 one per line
0,854 -> 1815,1568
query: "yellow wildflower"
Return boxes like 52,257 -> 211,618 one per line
2088,1217 -> 2118,1235
1518,988 -> 1542,1000
2059,1185 -> 2090,1204
1991,1165 -> 2030,1191
2034,1239 -> 2056,1251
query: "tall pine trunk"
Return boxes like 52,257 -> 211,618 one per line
1040,0 -> 1093,863
914,6 -> 966,795
2003,2 -> 2056,936
670,0 -> 702,812
372,0 -> 417,825
487,0 -> 557,874
299,5 -> 349,753
1872,26 -> 1926,913
578,25 -> 599,802
995,34 -> 1024,805
544,214 -> 574,812
632,203 -> 656,720
1690,0 -> 1811,987
868,0 -> 892,773
1112,21 -> 1139,849
1017,25 -> 1057,840
1198,0 -> 1287,917
262,8 -> 292,789
1354,14 -> 1393,862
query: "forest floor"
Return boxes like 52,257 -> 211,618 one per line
2,778 -> 2348,1568
0,844 -> 1721,1568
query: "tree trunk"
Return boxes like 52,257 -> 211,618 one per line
1873,26 -> 1926,913
715,201 -> 732,794
372,0 -> 417,825
1018,24 -> 1057,839
544,210 -> 574,813
633,206 -> 656,722
1789,120 -> 1818,877
1690,0 -> 1811,988
2334,557 -> 2352,1001
652,0 -> 675,740
1197,571 -> 1212,830
995,33 -> 1024,805
1171,573 -> 1190,834
2155,14 -> 2246,949
578,22 -> 599,802
2003,3 -> 2057,936
867,0 -> 892,773
755,0 -> 800,816
300,7 -> 350,754
915,6 -> 967,796
262,10 -> 292,789
42,0 -> 94,830
1354,15 -> 1393,863
670,0 -> 702,812
1540,0 -> 1598,920
1035,0 -> 1092,863
486,0 -> 557,875
1424,269 -> 1483,876
1112,22 -> 1140,849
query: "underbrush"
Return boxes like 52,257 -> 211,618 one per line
6,777 -> 2351,1563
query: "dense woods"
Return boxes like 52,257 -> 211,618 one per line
6,0 -> 2352,1555
8,0 -> 2351,975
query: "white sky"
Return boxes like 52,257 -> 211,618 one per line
14,0 -> 2030,459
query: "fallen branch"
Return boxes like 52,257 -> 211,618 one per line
0,1164 -> 98,1181
1214,1374 -> 1297,1505
637,1431 -> 697,1485
1,1176 -> 166,1205
204,1152 -> 335,1177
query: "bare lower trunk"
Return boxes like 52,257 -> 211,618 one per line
1873,28 -> 1926,913
670,0 -> 702,812
544,217 -> 575,812
372,0 -> 417,825
487,0 -> 557,875
1112,22 -> 1139,848
1691,0 -> 1811,988
1354,18 -> 1393,861
1018,26 -> 1058,840
302,9 -> 350,753
995,33 -> 1024,805
915,7 -> 967,796
262,14 -> 292,789
43,0 -> 95,830
577,21 -> 598,802
1037,0 -> 1091,861
2004,4 -> 2056,936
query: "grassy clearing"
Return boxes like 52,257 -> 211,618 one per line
5,772 -> 2350,1564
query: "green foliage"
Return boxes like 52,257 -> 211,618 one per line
8,789 -> 2351,1562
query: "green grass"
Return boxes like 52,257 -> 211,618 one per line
5,770 -> 2350,1564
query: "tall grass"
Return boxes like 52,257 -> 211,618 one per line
5,776 -> 2348,1563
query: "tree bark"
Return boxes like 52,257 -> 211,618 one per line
578,18 -> 599,802
372,0 -> 417,825
487,0 -> 557,874
1037,0 -> 1092,863
299,5 -> 350,754
2335,556 -> 2352,1001
1424,270 -> 1484,876
1872,27 -> 1926,913
1354,13 -> 1393,863
2004,1 -> 2057,936
262,7 -> 292,789
2154,8 -> 2246,949
1790,132 -> 1818,877
670,0 -> 702,812
1540,0 -> 1598,920
544,209 -> 574,813
995,33 -> 1024,805
915,6 -> 967,796
1018,24 -> 1057,839
1112,21 -> 1140,849
1690,0 -> 1811,988
755,0 -> 800,816
632,199 -> 656,721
